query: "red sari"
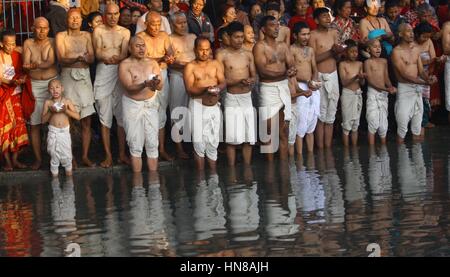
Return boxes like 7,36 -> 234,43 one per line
0,50 -> 32,154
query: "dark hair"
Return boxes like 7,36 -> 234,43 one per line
130,7 -> 142,15
333,0 -> 352,16
226,21 -> 244,36
87,11 -> 103,24
217,26 -> 229,41
266,2 -> 281,12
414,22 -> 434,37
1,29 -> 16,41
293,21 -> 310,35
194,36 -> 211,49
120,7 -> 131,14
260,15 -> 277,27
344,39 -> 358,49
385,0 -> 400,10
313,7 -> 329,19
189,0 -> 202,6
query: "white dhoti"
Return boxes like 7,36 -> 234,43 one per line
445,59 -> 450,111
47,125 -> 72,175
60,67 -> 95,119
30,76 -> 57,125
169,69 -> 189,120
258,79 -> 291,121
366,86 -> 389,137
157,68 -> 170,129
340,87 -> 362,135
288,101 -> 299,145
190,99 -> 222,161
93,63 -> 124,128
296,82 -> 320,138
318,70 -> 340,124
224,91 -> 256,145
395,82 -> 423,138
122,95 -> 159,159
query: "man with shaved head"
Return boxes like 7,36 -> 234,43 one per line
93,3 -> 131,168
169,11 -> 196,159
392,23 -> 437,144
137,11 -> 175,161
56,8 -> 96,167
119,36 -> 163,172
23,17 -> 58,170
135,0 -> 172,34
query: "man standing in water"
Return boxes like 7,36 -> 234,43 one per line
119,36 -> 163,173
184,37 -> 226,171
392,23 -> 436,144
137,11 -> 175,161
253,15 -> 296,161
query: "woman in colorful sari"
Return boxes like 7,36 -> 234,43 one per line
0,30 -> 31,171
331,0 -> 360,44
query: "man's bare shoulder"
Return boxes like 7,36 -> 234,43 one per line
23,38 -> 34,47
55,31 -> 68,40
159,31 -> 170,39
330,28 -> 339,36
443,21 -> 450,31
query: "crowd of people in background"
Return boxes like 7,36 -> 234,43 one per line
1,0 -> 450,176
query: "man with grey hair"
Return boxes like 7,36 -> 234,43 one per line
392,23 -> 436,144
169,11 -> 196,159
137,11 -> 175,161
135,0 -> 172,34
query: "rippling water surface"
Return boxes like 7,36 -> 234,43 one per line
1,131 -> 450,257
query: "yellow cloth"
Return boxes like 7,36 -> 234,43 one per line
80,0 -> 99,17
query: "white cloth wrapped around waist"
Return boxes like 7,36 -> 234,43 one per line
259,79 -> 291,121
47,125 -> 71,161
297,82 -> 320,116
341,87 -> 362,121
61,67 -> 94,108
319,71 -> 339,100
224,91 -> 256,145
93,63 -> 119,100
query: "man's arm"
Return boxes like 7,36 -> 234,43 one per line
55,33 -> 79,65
118,29 -> 131,62
311,48 -> 319,81
22,40 -> 33,70
443,22 -> 450,55
383,60 -> 393,88
92,28 -> 105,62
184,63 -> 208,96
85,33 -> 95,65
391,49 -> 426,85
215,60 -> 227,91
252,42 -> 285,79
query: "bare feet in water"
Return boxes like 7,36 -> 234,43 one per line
176,151 -> 190,160
159,151 -> 174,161
118,155 -> 131,165
12,160 -> 27,169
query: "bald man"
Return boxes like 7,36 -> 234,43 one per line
56,8 -> 96,167
184,37 -> 226,171
137,11 -> 175,161
392,23 -> 436,144
23,17 -> 58,170
169,11 -> 196,160
119,36 -> 163,172
93,3 -> 131,168
135,0 -> 172,35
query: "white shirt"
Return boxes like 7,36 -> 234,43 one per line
136,12 -> 172,35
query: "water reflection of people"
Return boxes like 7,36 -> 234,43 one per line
294,154 -> 325,222
49,177 -> 77,256
317,149 -> 345,224
343,147 -> 367,203
193,171 -> 227,241
263,162 -> 299,242
397,143 -> 427,201
368,145 -> 392,199
226,166 -> 260,242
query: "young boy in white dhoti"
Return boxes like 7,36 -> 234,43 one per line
290,22 -> 321,156
364,39 -> 397,145
42,79 -> 80,177
338,39 -> 365,147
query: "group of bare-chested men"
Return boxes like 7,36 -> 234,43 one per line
21,3 -> 450,173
